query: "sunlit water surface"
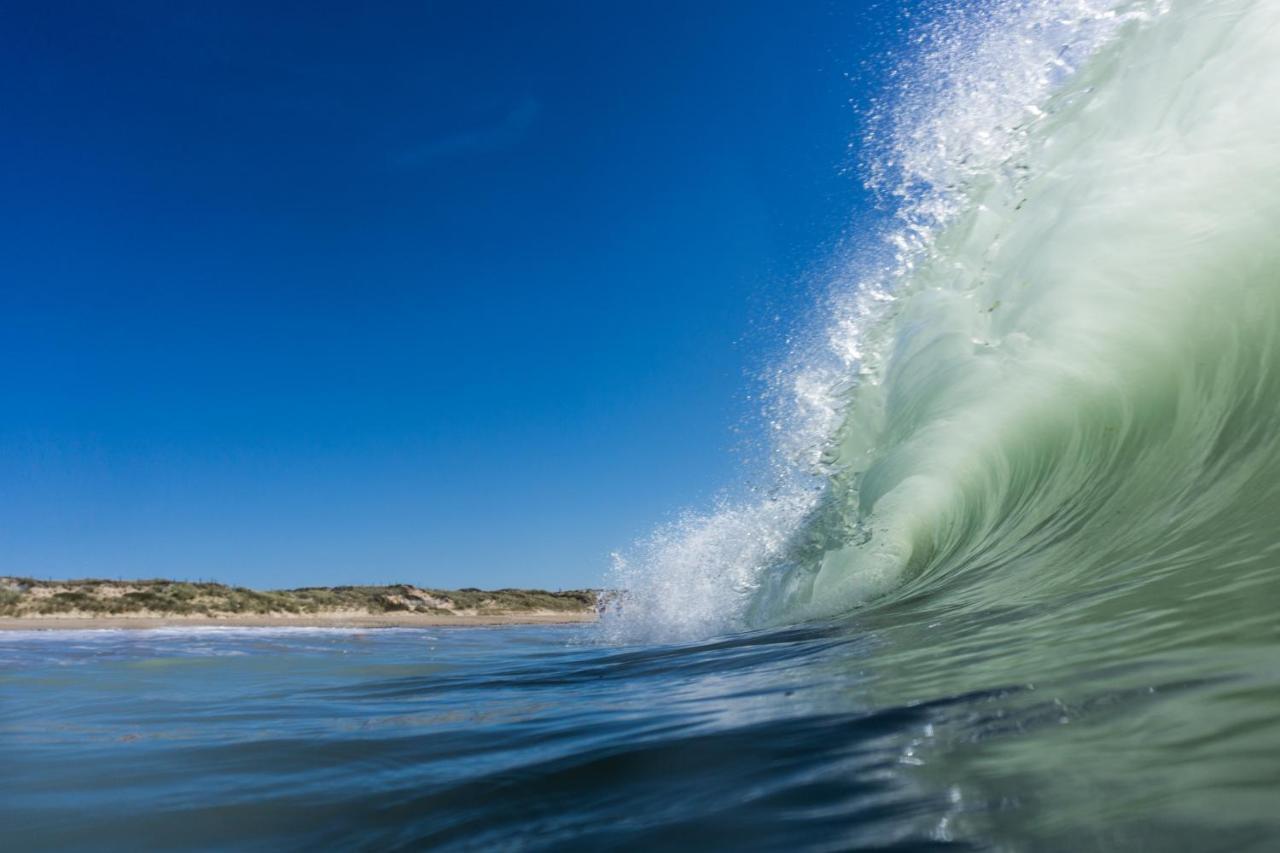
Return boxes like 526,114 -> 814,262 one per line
4,608 -> 1279,850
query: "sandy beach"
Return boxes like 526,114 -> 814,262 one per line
0,611 -> 597,631
0,578 -> 600,630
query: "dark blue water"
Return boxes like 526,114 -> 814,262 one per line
1,625 -> 978,851
5,607 -> 1280,851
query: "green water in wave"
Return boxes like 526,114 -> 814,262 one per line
748,0 -> 1280,843
602,1 -> 1280,843
766,0 -> 1280,618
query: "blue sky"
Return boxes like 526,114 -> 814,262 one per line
1,1 -> 905,590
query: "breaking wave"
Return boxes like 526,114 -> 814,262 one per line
605,0 -> 1280,643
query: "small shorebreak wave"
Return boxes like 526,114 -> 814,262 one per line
605,0 -> 1280,643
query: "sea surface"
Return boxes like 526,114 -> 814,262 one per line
8,0 -> 1280,848
3,623 -> 946,851
2,612 -> 1278,851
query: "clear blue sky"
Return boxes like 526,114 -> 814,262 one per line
1,1 -> 906,590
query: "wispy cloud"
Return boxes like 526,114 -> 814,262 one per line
397,97 -> 541,166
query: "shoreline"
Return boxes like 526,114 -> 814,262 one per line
0,612 -> 598,631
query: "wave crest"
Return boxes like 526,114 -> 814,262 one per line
605,0 -> 1280,643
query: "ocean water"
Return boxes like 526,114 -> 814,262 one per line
0,624 -> 964,850
2,608 -> 1277,851
8,0 -> 1280,848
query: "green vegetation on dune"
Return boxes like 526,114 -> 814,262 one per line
0,577 -> 598,618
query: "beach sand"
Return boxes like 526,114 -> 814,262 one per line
0,611 -> 597,631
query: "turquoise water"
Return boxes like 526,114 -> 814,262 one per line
8,0 -> 1280,848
